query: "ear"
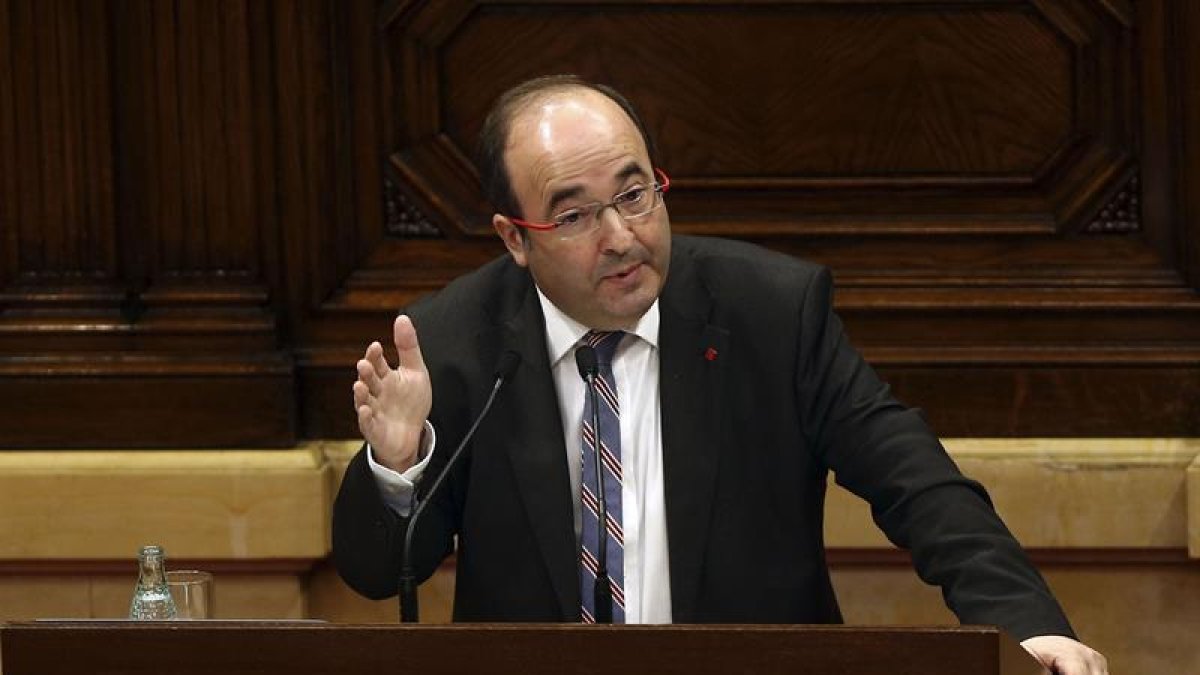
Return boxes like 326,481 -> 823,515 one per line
493,214 -> 529,267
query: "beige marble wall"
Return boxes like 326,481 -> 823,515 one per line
0,445 -> 335,559
1,439 -> 1197,673
825,439 -> 1198,549
0,444 -> 340,622
1189,452 -> 1200,558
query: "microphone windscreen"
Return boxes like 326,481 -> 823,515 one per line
575,345 -> 598,381
495,350 -> 521,380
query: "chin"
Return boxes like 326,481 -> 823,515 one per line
602,293 -> 656,327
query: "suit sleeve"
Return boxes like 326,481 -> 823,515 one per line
794,268 -> 1075,640
332,443 -> 456,600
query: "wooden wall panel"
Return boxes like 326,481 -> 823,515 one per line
1179,0 -> 1200,288
331,0 -> 1198,438
1,0 -> 1197,444
390,1 -> 1136,237
1,0 -> 117,285
0,0 -> 291,447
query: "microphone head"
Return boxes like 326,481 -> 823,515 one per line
575,345 -> 598,381
495,350 -> 521,380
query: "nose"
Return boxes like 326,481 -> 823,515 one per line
596,206 -> 635,254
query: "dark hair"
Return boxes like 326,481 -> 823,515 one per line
476,75 -> 657,220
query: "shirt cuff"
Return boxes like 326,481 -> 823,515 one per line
366,421 -> 437,516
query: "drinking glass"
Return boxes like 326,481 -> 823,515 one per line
166,570 -> 214,619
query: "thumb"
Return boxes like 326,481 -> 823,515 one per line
393,314 -> 428,373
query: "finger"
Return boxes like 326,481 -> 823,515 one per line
1050,656 -> 1085,675
365,341 -> 390,380
356,403 -> 374,437
394,314 -> 428,373
356,359 -> 381,397
352,379 -> 373,409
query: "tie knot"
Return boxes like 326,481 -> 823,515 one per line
583,330 -> 623,365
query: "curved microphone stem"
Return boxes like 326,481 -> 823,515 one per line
399,353 -> 517,623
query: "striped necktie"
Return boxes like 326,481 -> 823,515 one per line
579,330 -> 625,623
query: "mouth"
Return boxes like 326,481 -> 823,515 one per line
603,262 -> 643,282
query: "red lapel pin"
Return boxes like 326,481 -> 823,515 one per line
704,347 -> 719,362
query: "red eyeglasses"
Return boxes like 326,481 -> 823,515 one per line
509,168 -> 670,241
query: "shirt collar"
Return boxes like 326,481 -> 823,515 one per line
535,286 -> 660,368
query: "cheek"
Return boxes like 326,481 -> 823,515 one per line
565,250 -> 599,288
639,217 -> 670,251
531,245 -> 597,292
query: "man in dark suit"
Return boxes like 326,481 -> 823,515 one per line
334,76 -> 1107,674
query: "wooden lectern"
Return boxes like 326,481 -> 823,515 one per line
0,621 -> 1045,675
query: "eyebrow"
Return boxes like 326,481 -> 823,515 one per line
546,185 -> 586,216
615,162 -> 647,184
545,162 -> 649,215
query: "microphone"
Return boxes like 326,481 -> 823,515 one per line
575,344 -> 598,382
574,345 -> 613,623
398,350 -> 521,622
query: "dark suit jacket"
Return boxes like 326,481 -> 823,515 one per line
333,235 -> 1073,640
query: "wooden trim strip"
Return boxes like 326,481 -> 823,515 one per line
825,547 -> 1195,567
0,558 -> 321,576
407,547 -> 1199,574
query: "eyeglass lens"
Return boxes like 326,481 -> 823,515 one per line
554,185 -> 664,239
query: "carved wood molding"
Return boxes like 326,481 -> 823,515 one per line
1085,173 -> 1141,233
377,0 -> 1138,238
384,170 -> 442,238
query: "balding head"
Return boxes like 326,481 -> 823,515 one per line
476,75 -> 657,220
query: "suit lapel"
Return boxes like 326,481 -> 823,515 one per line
658,247 -> 729,621
492,280 -> 580,620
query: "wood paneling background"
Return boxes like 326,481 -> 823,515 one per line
1,0 -> 1197,446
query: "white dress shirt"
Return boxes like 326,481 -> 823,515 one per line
368,290 -> 672,623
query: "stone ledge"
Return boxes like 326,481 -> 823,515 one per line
0,446 -> 334,560
1188,451 -> 1200,559
1,439 -> 1195,560
825,439 -> 1200,550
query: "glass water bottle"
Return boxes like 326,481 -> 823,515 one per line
128,545 -> 177,619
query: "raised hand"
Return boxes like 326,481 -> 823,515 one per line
352,315 -> 433,472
